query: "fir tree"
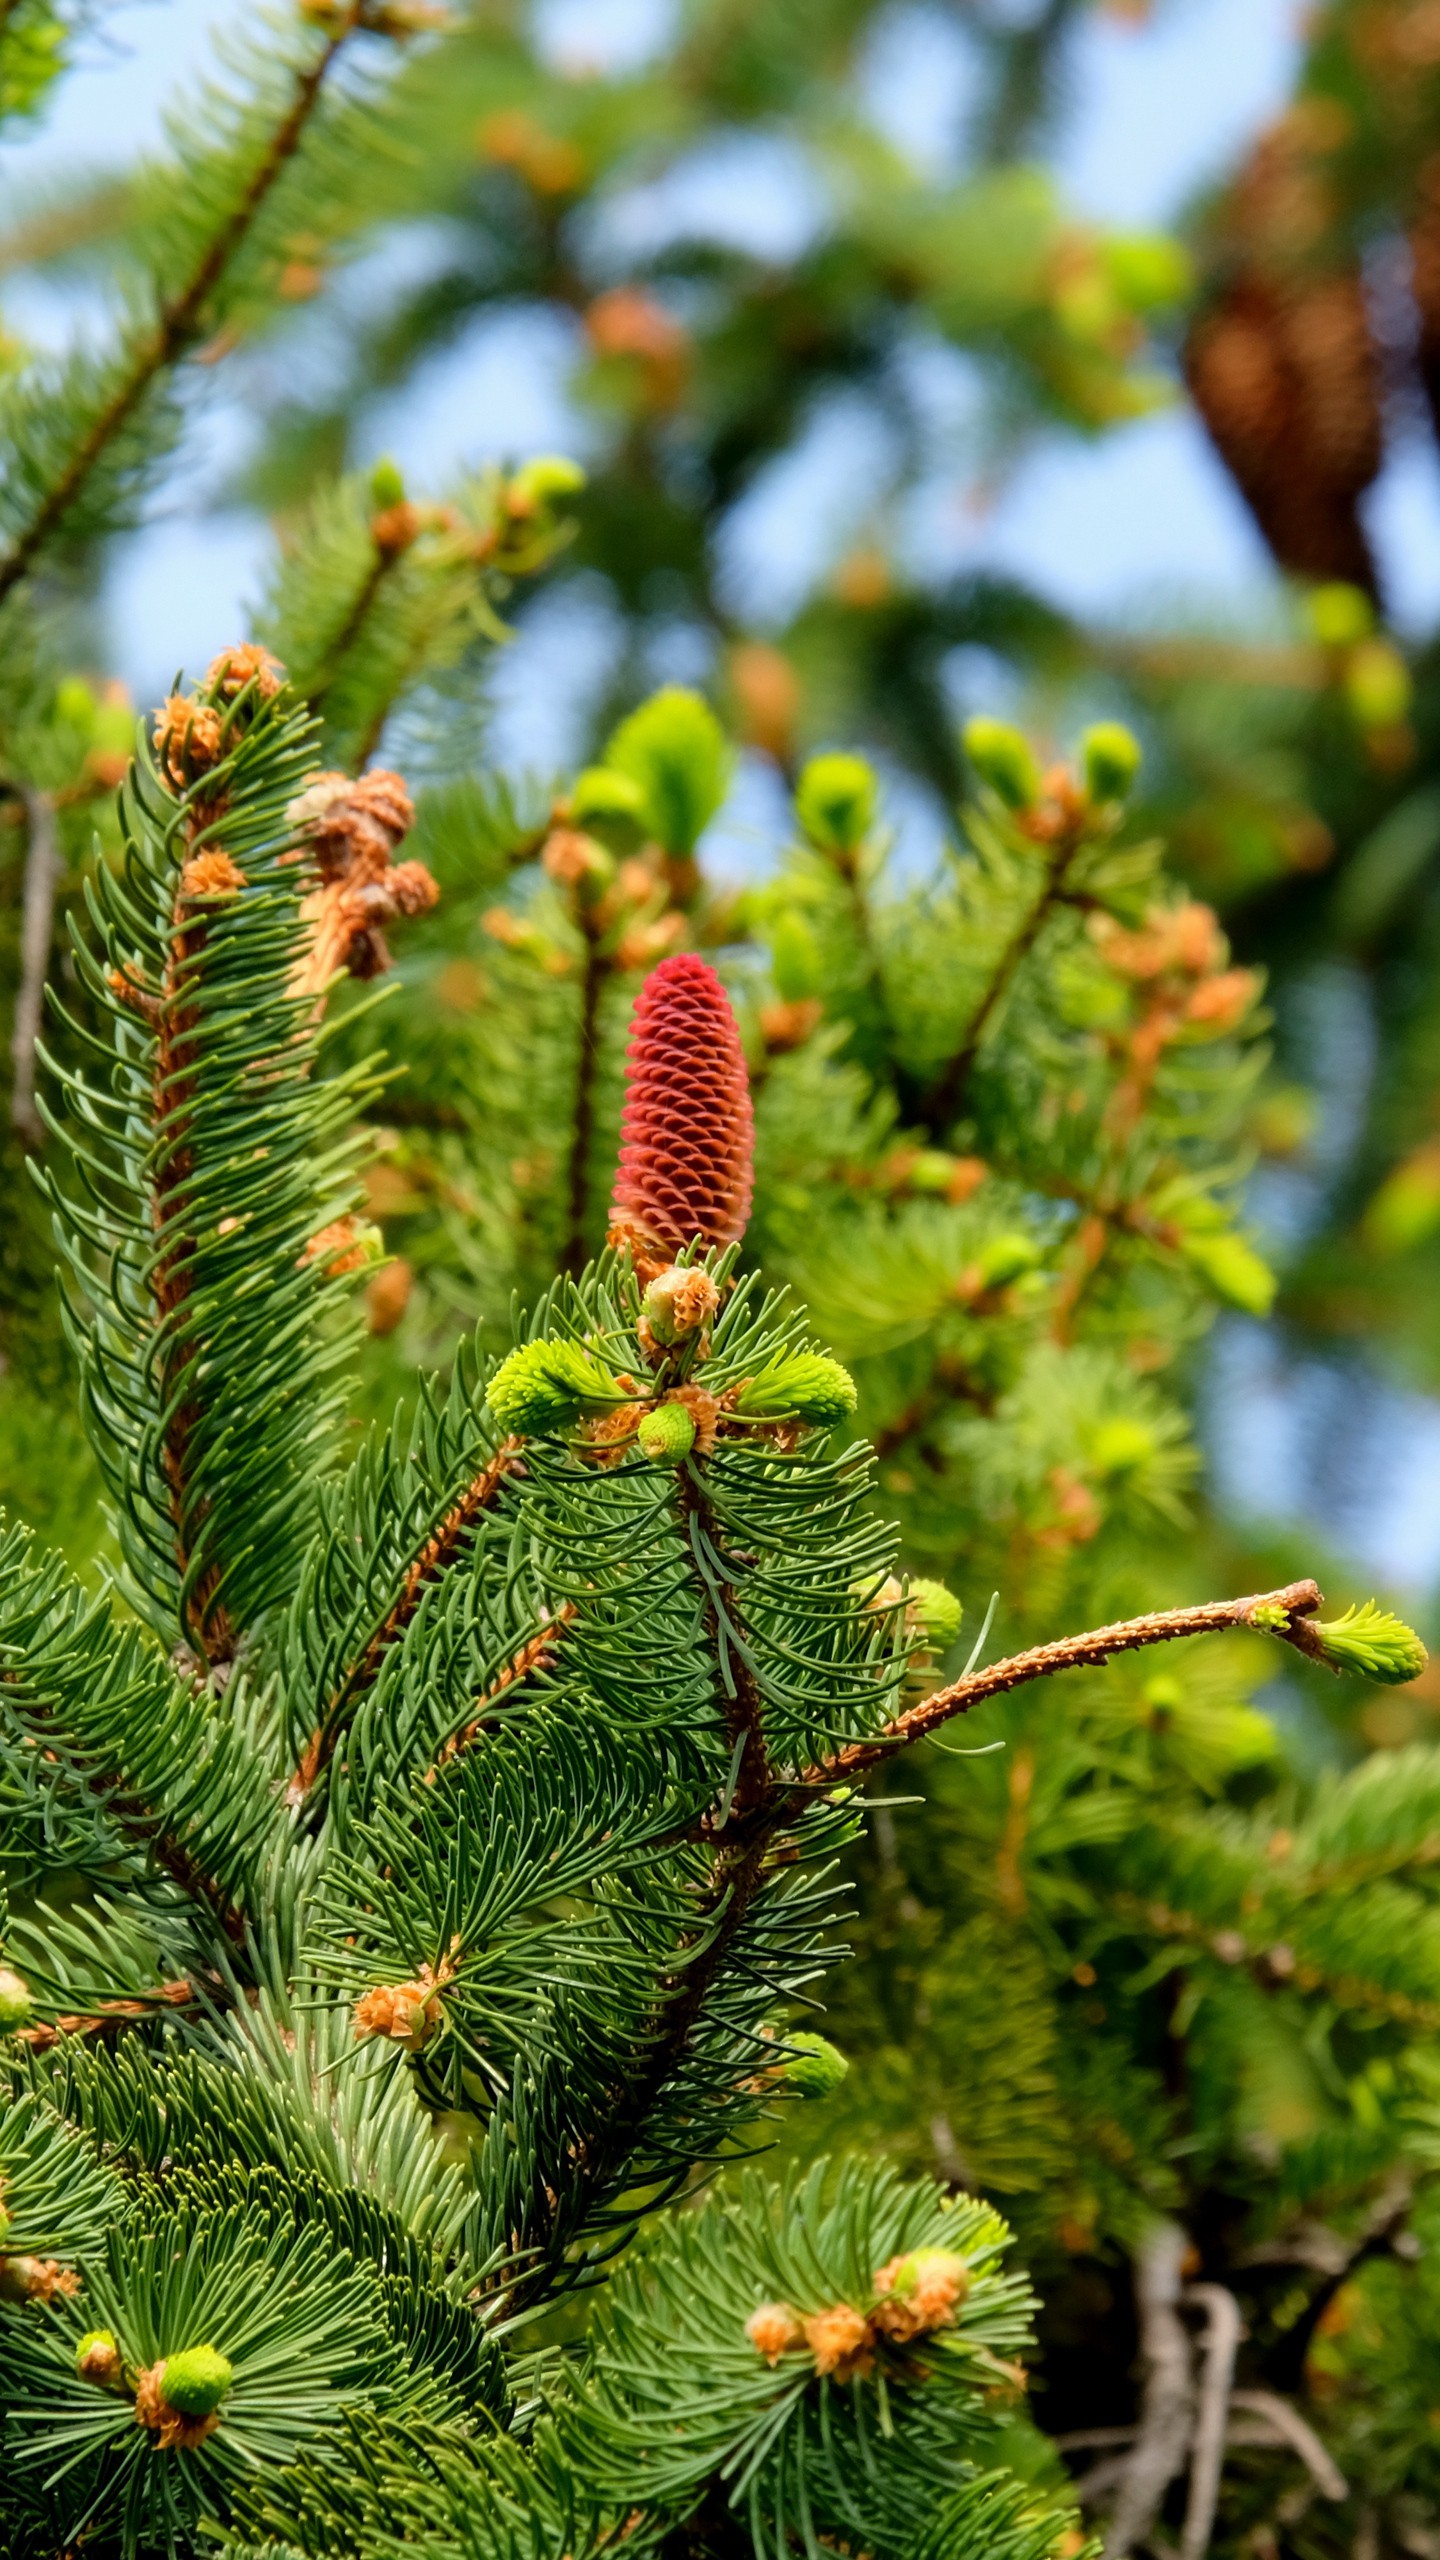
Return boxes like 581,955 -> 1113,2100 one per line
0,652 -> 1408,2558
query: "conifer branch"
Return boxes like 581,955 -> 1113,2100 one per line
922,812 -> 1088,1139
0,11 -> 363,604
287,1435 -> 524,1803
8,784 -> 57,1143
804,1582 -> 1325,1788
0,1663 -> 249,1947
562,908 -> 608,1279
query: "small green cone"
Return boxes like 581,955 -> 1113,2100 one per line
0,1966 -> 31,2033
733,1353 -> 857,1426
159,2345 -> 233,2419
368,455 -> 406,510
795,752 -> 879,854
781,2032 -> 849,2098
637,1403 -> 697,1463
1306,1601 -> 1427,1687
963,717 -> 1041,811
488,1338 -> 629,1433
908,1579 -> 964,1654
1081,721 -> 1142,804
508,454 -> 586,511
975,1231 -> 1041,1292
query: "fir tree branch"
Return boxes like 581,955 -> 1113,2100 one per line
287,1433 -> 524,1804
15,1978 -> 204,2051
0,10 -> 363,605
802,1582 -> 1325,1789
921,817 -> 1088,1140
428,1604 -> 575,1776
8,783 -> 56,1143
0,1663 -> 249,1948
1264,2177 -> 1413,2395
562,918 -> 607,1280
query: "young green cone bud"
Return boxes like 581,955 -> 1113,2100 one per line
781,2031 -> 849,2098
963,717 -> 1041,811
603,687 -> 731,858
508,454 -> 587,512
907,1579 -> 964,1654
641,1264 -> 720,1346
1304,1600 -> 1427,1686
569,765 -> 648,843
1081,721 -> 1142,804
0,1966 -> 32,2033
637,1403 -> 697,1463
368,455 -> 406,511
733,1353 -> 857,1426
76,2329 -> 125,2389
0,2202 -> 9,2250
489,1337 -> 630,1433
159,2345 -> 233,2419
795,752 -> 879,855
975,1232 -> 1041,1292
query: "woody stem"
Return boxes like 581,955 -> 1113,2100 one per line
799,1581 -> 1324,1791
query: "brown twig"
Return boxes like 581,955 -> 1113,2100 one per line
802,1580 -> 1323,1791
1104,2222 -> 1195,2558
1181,2284 -> 1244,2560
16,1977 -> 203,2050
0,12 -> 362,606
8,786 -> 57,1143
1226,2392 -> 1347,2501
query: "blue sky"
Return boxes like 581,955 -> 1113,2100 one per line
5,0 -> 1440,702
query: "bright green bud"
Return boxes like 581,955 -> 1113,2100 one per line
1177,1227 -> 1275,1316
488,1338 -> 629,1433
976,1232 -> 1041,1292
1344,638 -> 1412,730
637,1403 -> 696,1463
0,1966 -> 31,2033
908,1578 -> 964,1653
769,908 -> 823,1002
1088,1417 -> 1156,1479
569,766 -> 648,842
1081,721 -> 1142,804
733,1353 -> 858,1426
963,717 -> 1041,811
368,455 -> 406,511
75,2329 -> 124,2389
159,2344 -> 233,2419
1306,1601 -> 1427,1687
509,454 -> 586,511
55,676 -> 98,731
1363,1147 -> 1440,1257
781,2031 -> 849,2098
0,2202 -> 9,2250
604,687 -> 731,857
1103,233 -> 1191,312
907,1150 -> 965,1196
1307,581 -> 1373,648
795,752 -> 879,856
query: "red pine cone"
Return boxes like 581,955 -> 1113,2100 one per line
609,954 -> 754,1268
